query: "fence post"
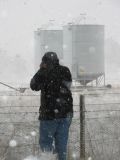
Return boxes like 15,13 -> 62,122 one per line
80,95 -> 85,160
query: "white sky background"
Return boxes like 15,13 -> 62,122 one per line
0,0 -> 120,85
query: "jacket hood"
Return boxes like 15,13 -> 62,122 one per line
42,52 -> 59,66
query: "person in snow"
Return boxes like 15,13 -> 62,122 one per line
30,52 -> 73,160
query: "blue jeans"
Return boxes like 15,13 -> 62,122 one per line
39,115 -> 72,160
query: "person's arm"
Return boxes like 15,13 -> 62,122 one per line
30,62 -> 48,91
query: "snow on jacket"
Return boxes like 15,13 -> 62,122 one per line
30,64 -> 73,120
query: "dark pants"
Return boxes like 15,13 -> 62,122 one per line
39,115 -> 72,160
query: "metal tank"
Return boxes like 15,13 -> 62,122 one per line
34,29 -> 63,70
63,24 -> 105,85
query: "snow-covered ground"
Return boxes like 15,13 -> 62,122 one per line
0,87 -> 120,160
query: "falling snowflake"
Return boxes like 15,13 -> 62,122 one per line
60,59 -> 64,65
67,98 -> 70,101
63,44 -> 67,49
24,136 -> 30,140
56,98 -> 60,102
30,131 -> 37,136
23,155 -> 39,160
9,139 -> 17,147
88,157 -> 92,160
45,45 -> 48,49
72,152 -> 77,158
54,109 -> 59,113
110,111 -> 116,115
48,133 -> 53,138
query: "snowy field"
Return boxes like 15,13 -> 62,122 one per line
71,88 -> 120,160
0,87 -> 120,160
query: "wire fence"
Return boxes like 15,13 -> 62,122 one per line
0,88 -> 120,159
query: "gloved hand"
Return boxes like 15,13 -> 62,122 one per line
40,61 -> 47,69
40,60 -> 54,72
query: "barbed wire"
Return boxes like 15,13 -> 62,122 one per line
86,103 -> 120,105
0,112 -> 38,114
1,102 -> 120,108
0,92 -> 120,96
0,105 -> 40,108
1,90 -> 120,96
85,109 -> 120,112
0,121 -> 39,124
73,92 -> 120,96
0,90 -> 120,159
0,109 -> 120,114
0,94 -> 40,96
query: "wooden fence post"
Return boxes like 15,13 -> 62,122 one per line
80,95 -> 85,160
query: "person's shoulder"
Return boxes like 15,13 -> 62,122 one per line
59,65 -> 72,81
59,65 -> 70,72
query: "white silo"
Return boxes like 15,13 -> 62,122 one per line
63,24 -> 105,85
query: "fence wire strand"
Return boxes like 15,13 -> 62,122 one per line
0,89 -> 120,159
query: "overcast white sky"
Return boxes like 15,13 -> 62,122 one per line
0,0 -> 120,61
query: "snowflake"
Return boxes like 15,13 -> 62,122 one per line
110,111 -> 116,115
67,98 -> 70,101
88,157 -> 92,160
72,153 -> 77,158
63,44 -> 67,49
48,133 -> 53,138
54,109 -> 59,113
30,131 -> 37,136
23,155 -> 39,160
24,136 -> 30,140
56,98 -> 60,102
45,45 -> 48,49
9,139 -> 17,147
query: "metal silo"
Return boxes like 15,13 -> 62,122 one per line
63,24 -> 105,85
34,29 -> 63,70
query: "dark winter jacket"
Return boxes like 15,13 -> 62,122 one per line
30,61 -> 73,120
